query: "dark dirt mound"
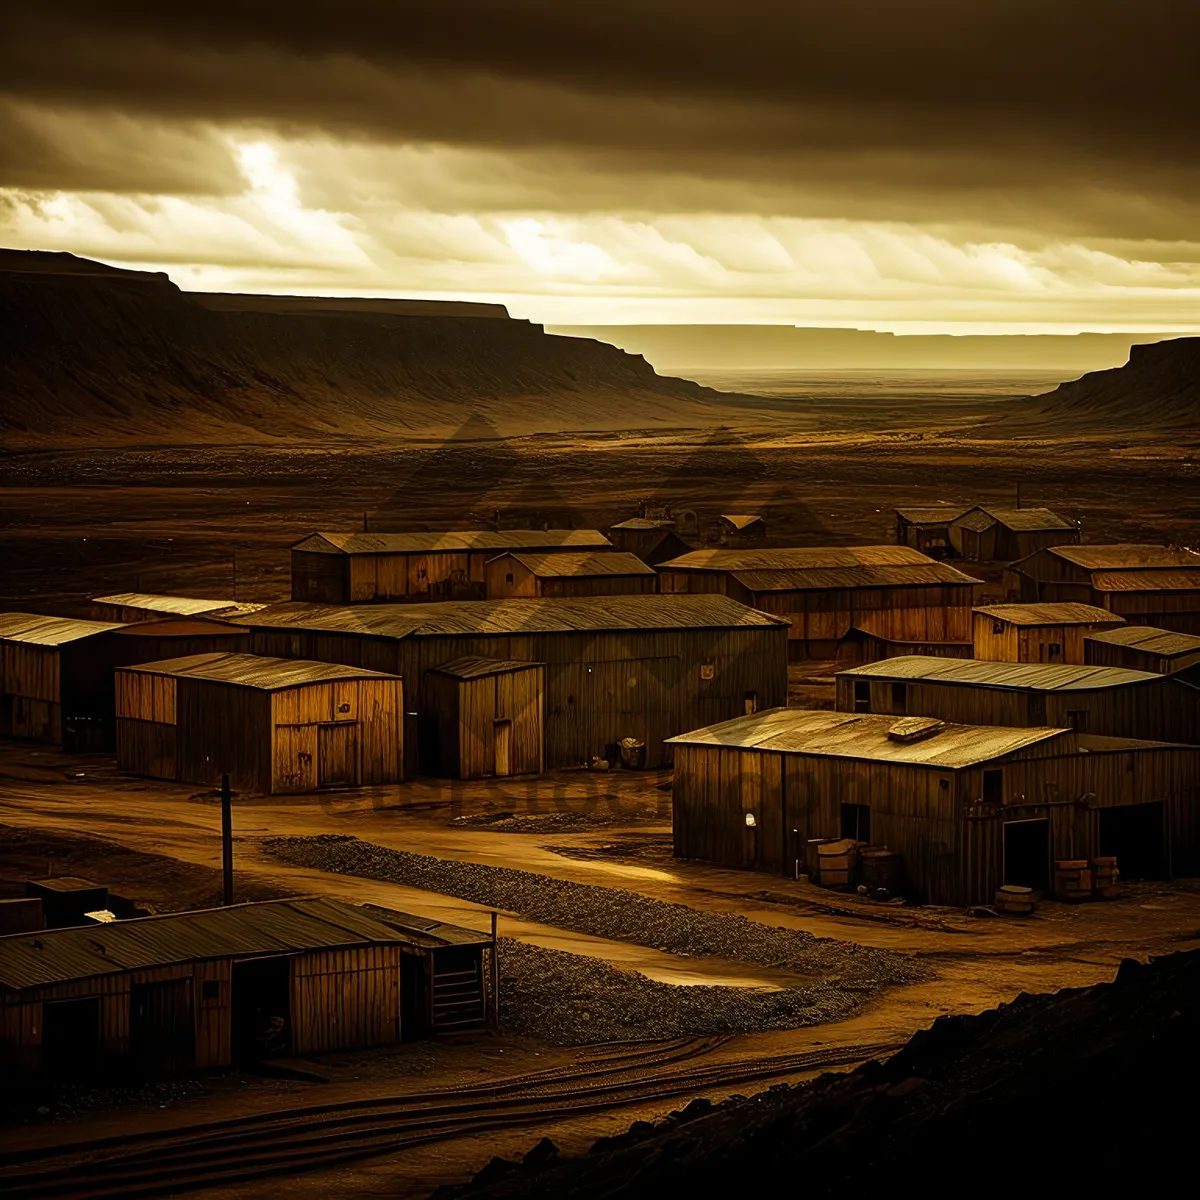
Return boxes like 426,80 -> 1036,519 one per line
449,949 -> 1200,1196
0,250 -> 751,447
996,336 -> 1200,432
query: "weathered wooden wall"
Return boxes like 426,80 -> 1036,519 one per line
290,946 -> 402,1054
1084,638 -> 1200,675
972,613 -> 1121,664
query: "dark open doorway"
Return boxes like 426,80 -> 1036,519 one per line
1004,818 -> 1050,890
841,803 -> 871,843
400,951 -> 429,1040
232,957 -> 292,1063
131,979 -> 195,1074
1099,802 -> 1166,880
42,996 -> 101,1078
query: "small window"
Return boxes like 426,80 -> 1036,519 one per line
992,620 -> 1005,635
853,680 -> 871,713
744,691 -> 758,716
201,979 -> 222,1005
983,769 -> 1003,805
1067,709 -> 1088,732
891,682 -> 908,713
1044,642 -> 1063,662
841,803 -> 871,843
505,572 -> 514,585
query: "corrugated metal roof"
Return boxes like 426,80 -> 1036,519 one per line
241,595 -> 787,637
428,655 -> 542,680
610,518 -> 676,531
1047,544 -> 1200,569
91,593 -> 240,617
1085,626 -> 1200,656
951,508 -> 998,533
503,551 -> 656,578
838,654 -> 1160,692
982,507 -> 1074,532
0,612 -> 125,646
293,530 -> 611,555
719,514 -> 764,530
895,506 -> 967,524
974,602 -> 1123,626
0,897 -> 413,993
732,563 -> 980,592
119,651 -> 398,690
658,545 -> 934,571
668,707 -> 1069,767
1092,569 -> 1200,593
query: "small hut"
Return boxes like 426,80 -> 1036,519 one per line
1084,626 -> 1200,676
607,518 -> 693,566
973,603 -> 1125,664
718,514 -> 766,545
90,594 -> 259,623
0,613 -> 126,750
949,507 -> 1078,562
423,657 -> 543,778
894,506 -> 966,558
485,551 -> 657,599
115,652 -> 404,793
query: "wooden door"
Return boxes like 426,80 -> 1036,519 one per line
494,719 -> 512,777
274,724 -> 317,793
318,722 -> 360,787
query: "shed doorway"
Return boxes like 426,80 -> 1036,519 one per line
317,722 -> 360,788
1003,818 -> 1050,891
494,719 -> 513,777
42,996 -> 100,1078
232,957 -> 292,1062
131,978 -> 196,1073
1099,802 -> 1166,880
400,952 -> 429,1041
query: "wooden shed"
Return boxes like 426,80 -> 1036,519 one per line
973,603 -> 1126,664
1085,626 -> 1200,676
485,551 -> 657,599
115,652 -> 404,793
1010,544 -> 1200,635
607,518 -> 693,566
239,595 -> 788,771
668,707 -> 1200,905
835,655 -> 1200,744
0,612 -> 127,751
0,897 -> 495,1079
657,546 -> 980,661
423,657 -> 544,778
290,530 -> 612,605
90,593 -> 260,624
948,507 -> 1078,562
894,506 -> 966,558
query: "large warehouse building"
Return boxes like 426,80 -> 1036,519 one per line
656,546 -> 980,660
669,707 -> 1200,905
240,595 -> 788,770
290,530 -> 613,604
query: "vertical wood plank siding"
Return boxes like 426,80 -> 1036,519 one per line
673,738 -> 1200,906
972,612 -> 1123,663
290,947 -> 402,1054
252,625 -> 787,770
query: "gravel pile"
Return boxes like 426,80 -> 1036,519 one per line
265,835 -> 927,997
497,939 -> 867,1045
449,810 -> 658,834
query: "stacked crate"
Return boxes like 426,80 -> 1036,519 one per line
1091,857 -> 1120,899
1053,859 -> 1093,903
816,839 -> 859,890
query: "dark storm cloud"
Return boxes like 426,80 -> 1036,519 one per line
2,1 -> 1199,237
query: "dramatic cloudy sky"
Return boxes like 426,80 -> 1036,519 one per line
3,2 -> 1200,330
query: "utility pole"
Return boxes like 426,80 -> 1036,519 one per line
1016,482 -> 1022,510
490,910 -> 500,1028
363,512 -> 369,533
231,549 -> 238,601
221,773 -> 234,906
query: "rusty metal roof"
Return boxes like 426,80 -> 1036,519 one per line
668,707 -> 1069,768
838,655 -> 1161,692
1045,544 -> 1200,570
951,508 -> 998,533
974,602 -> 1123,626
732,563 -> 980,592
658,545 -> 934,571
987,507 -> 1073,532
895,506 -> 967,524
719,514 -> 764,530
0,612 -> 125,647
241,595 -> 787,637
360,905 -> 492,947
118,651 -> 398,690
428,655 -> 543,680
91,593 -> 241,617
609,518 -> 676,531
1085,626 -> 1200,656
0,897 -> 416,993
1091,569 -> 1200,593
502,550 -> 656,578
293,530 -> 611,555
